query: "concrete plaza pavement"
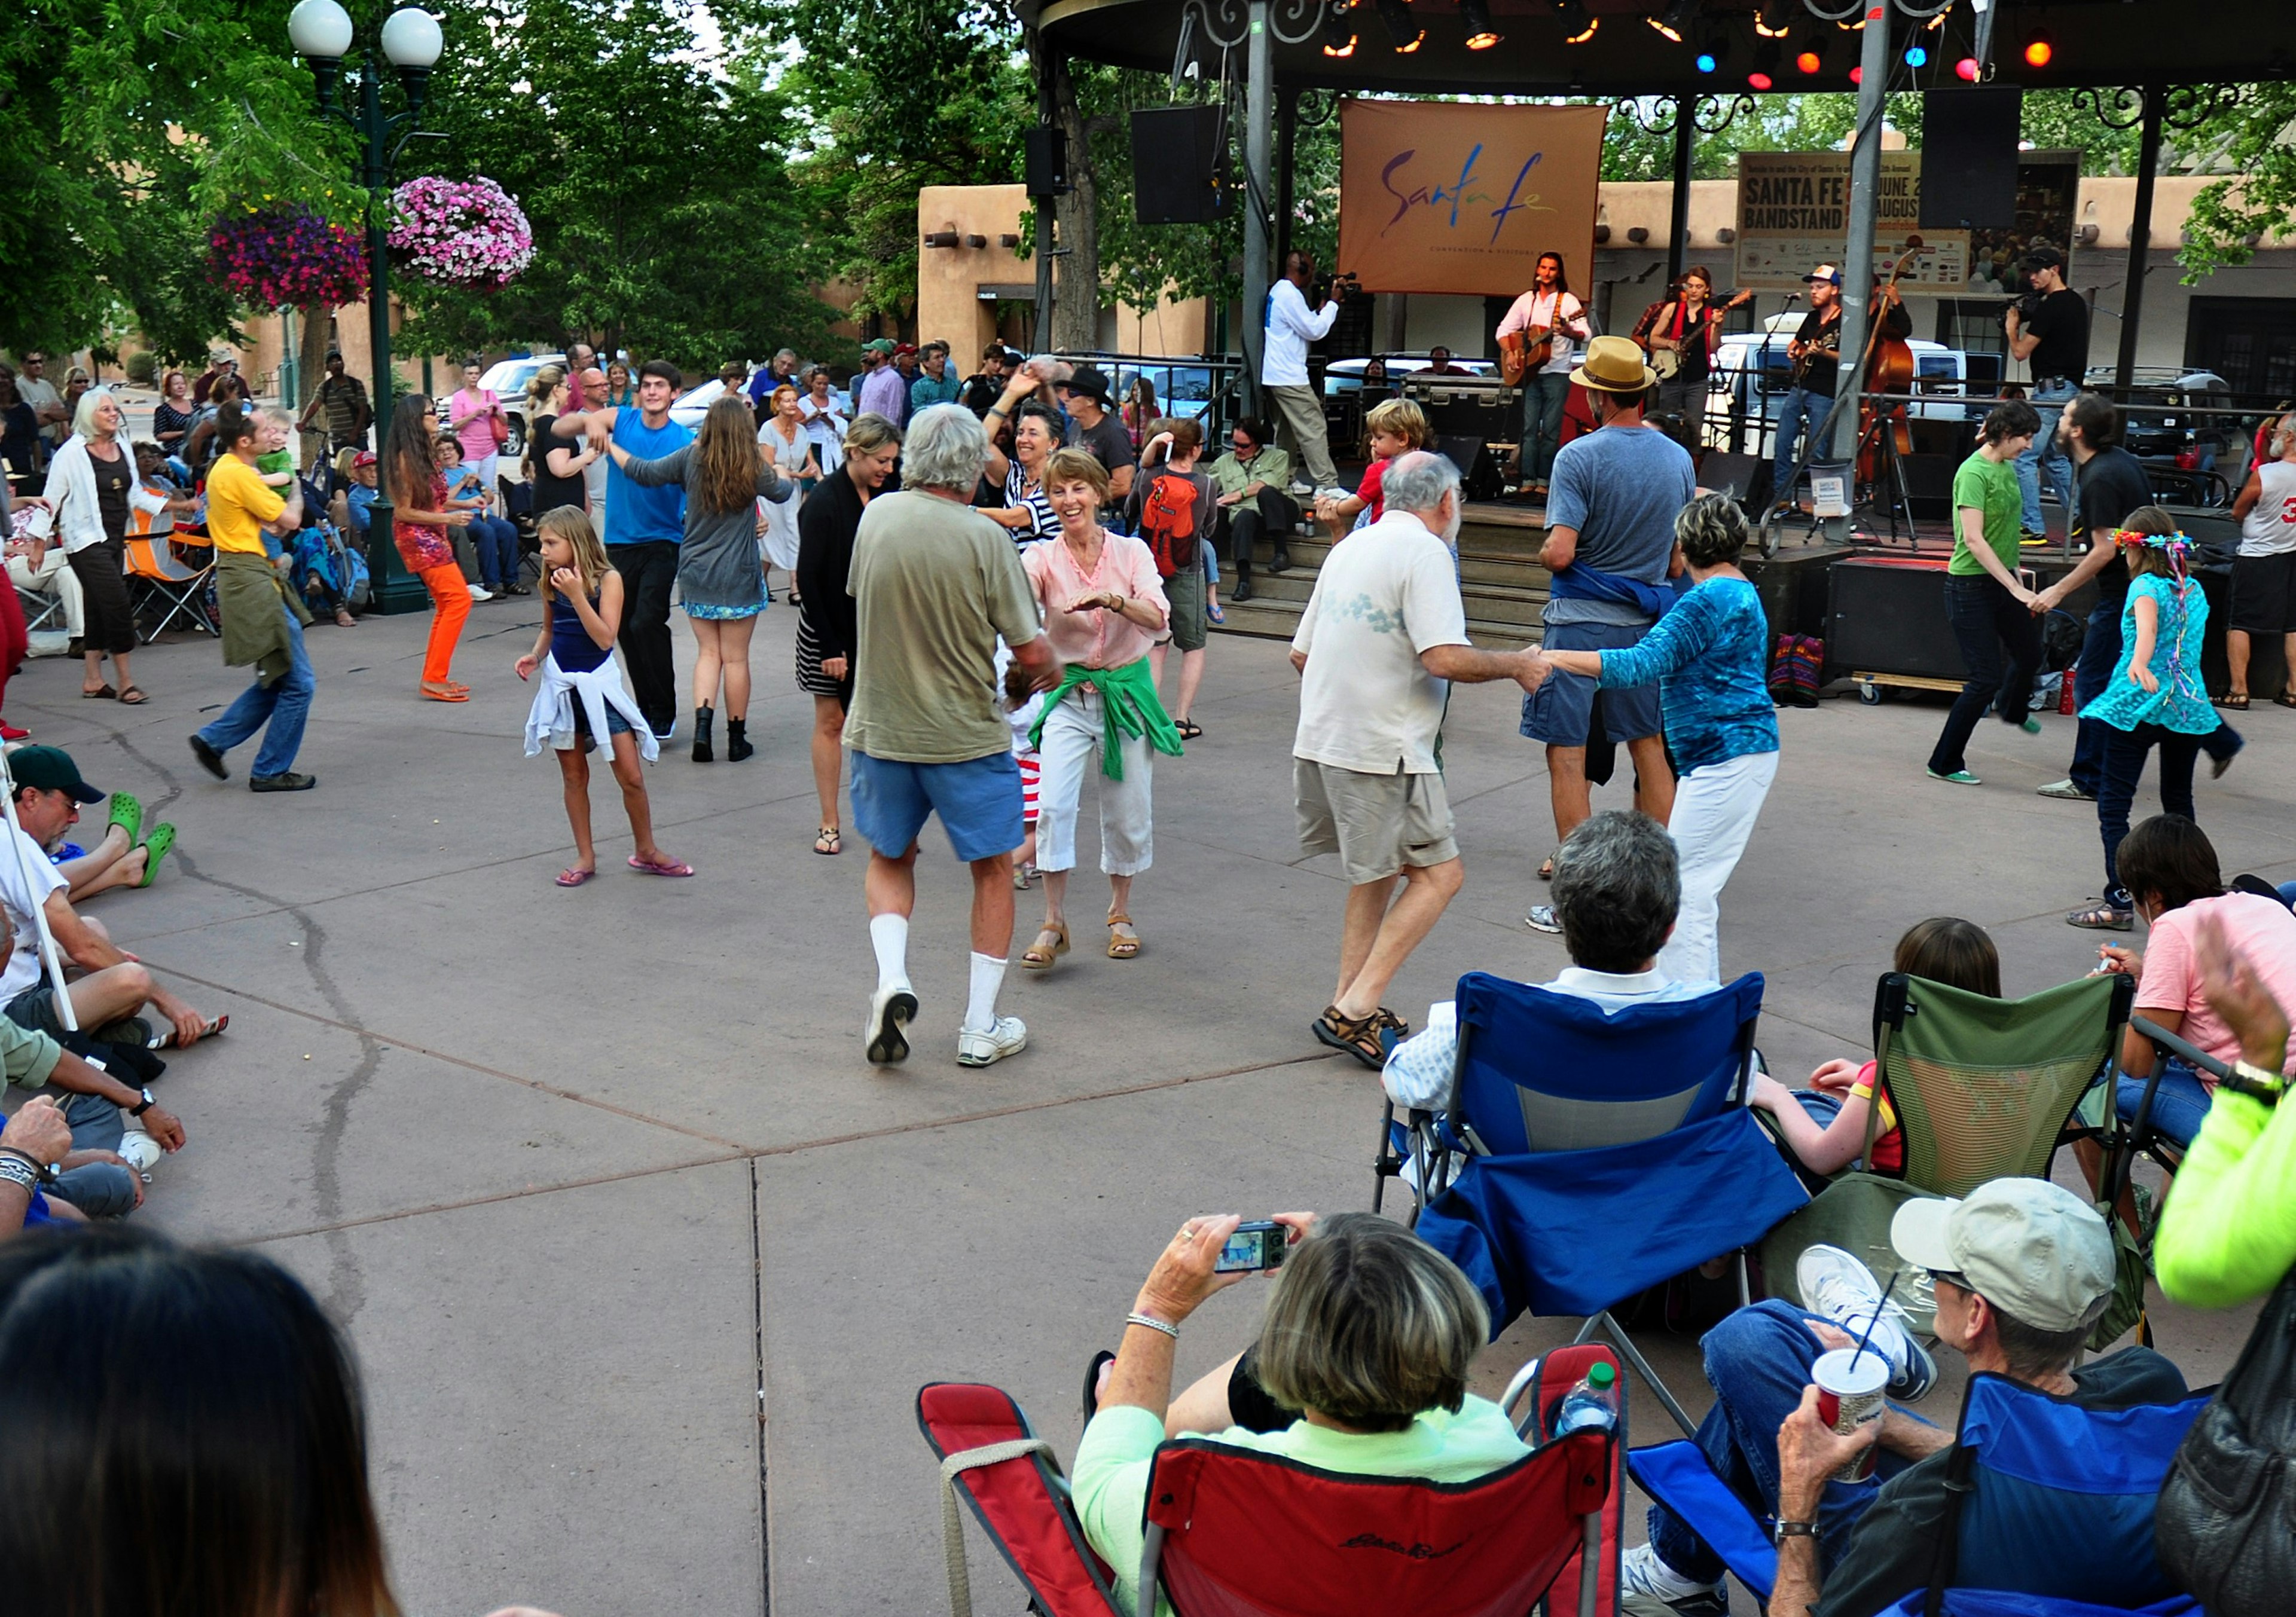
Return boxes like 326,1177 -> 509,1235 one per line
11,593 -> 2288,1615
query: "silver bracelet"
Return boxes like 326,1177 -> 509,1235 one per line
0,1154 -> 42,1192
1125,1311 -> 1179,1340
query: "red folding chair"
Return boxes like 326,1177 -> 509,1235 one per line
917,1381 -> 1121,1617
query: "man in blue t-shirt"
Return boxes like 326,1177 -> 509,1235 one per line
556,359 -> 692,738
1521,337 -> 1694,928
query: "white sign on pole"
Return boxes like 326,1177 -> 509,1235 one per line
1735,151 -> 1972,291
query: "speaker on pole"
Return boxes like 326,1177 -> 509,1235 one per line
1130,105 -> 1229,225
1025,127 -> 1069,198
1919,87 -> 2023,231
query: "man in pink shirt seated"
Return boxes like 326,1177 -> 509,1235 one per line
2099,814 -> 2296,1147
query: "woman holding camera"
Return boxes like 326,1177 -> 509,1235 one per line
1073,1211 -> 1528,1617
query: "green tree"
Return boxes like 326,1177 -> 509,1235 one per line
2178,84 -> 2296,279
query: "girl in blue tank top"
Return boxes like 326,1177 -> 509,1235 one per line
515,508 -> 691,885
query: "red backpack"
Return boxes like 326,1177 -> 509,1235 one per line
1137,469 -> 1200,576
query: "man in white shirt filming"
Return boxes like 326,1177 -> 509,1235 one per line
1290,451 -> 1546,1071
1262,250 -> 1349,503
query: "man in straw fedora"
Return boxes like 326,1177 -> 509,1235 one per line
1521,334 -> 1695,934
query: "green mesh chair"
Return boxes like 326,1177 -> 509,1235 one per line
1760,970 -> 2135,1338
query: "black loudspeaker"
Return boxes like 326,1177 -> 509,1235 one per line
1437,435 -> 1504,502
1696,451 -> 1767,509
1828,557 -> 1958,680
1130,106 -> 1228,224
1901,453 -> 1958,520
1025,127 -> 1068,198
1919,87 -> 2023,231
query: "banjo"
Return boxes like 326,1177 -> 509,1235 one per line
1645,288 -> 1754,379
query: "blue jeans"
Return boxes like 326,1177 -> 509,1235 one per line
2116,1060 -> 2211,1150
50,1089 -> 135,1216
2017,380 -> 2080,534
1927,576 -> 2042,775
469,516 -> 520,588
1646,1300 -> 1919,1586
2067,593 -> 2126,797
1771,386 -> 1834,505
197,601 -> 313,778
1523,372 -> 1574,484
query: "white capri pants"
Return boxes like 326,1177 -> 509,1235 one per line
1656,748 -> 1779,987
8,548 -> 85,638
1034,684 -> 1154,878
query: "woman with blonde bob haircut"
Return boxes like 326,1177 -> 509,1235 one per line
609,394 -> 793,762
1073,1211 -> 1525,1617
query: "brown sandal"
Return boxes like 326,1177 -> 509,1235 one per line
1313,1004 -> 1391,1069
2215,692 -> 2250,710
1106,912 -> 1140,959
1538,849 -> 1558,881
2277,693 -> 2296,710
1022,924 -> 1069,970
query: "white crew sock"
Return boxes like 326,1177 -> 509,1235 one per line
869,913 -> 911,993
963,950 -> 1007,1034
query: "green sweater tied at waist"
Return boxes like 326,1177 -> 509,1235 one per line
1027,656 -> 1183,780
215,548 -> 313,688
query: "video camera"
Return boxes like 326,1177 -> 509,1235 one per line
1313,269 -> 1362,304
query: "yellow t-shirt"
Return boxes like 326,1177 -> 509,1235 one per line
204,453 -> 286,555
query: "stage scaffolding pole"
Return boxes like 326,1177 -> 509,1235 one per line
1239,0 -> 1273,417
1827,0 -> 1895,542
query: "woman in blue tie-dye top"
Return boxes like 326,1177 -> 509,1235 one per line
1537,493 -> 1779,984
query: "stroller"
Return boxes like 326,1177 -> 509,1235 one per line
287,475 -> 370,617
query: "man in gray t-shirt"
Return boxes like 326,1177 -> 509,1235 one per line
1521,338 -> 1693,919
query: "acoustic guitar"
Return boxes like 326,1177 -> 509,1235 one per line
1646,288 -> 1755,380
1498,326 -> 1552,387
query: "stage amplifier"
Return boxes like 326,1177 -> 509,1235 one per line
1403,375 -> 1521,442
1697,451 -> 1766,509
1828,555 -> 1958,680
1436,435 -> 1505,502
1901,453 -> 1956,521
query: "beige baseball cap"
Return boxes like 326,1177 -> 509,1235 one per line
1890,1178 -> 2115,1334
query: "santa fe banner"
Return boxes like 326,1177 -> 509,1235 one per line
1734,151 -> 1974,291
1338,100 -> 1607,297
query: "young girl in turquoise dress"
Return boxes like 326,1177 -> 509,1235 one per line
2072,506 -> 2242,928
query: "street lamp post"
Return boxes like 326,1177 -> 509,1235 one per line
288,0 -> 444,615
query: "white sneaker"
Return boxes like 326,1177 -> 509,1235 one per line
467,583 -> 493,601
1619,1542 -> 1728,1617
865,983 -> 919,1064
1524,904 -> 1562,934
1797,1243 -> 1936,1399
956,1014 -> 1027,1068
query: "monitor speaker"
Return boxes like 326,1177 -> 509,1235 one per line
1901,453 -> 1957,520
1024,127 -> 1068,198
1697,451 -> 1767,509
1130,106 -> 1228,224
1919,87 -> 2023,231
1437,435 -> 1504,502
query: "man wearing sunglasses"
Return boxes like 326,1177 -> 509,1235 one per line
1203,416 -> 1297,603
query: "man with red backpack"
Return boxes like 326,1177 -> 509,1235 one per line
1126,418 -> 1220,739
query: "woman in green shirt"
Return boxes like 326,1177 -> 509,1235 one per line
1928,400 -> 2046,785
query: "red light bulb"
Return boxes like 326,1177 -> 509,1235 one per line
1955,56 -> 1979,80
1848,65 -> 1863,84
1796,49 -> 1822,73
1748,71 -> 1774,90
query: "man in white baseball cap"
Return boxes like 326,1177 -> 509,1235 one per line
1625,1176 -> 2188,1617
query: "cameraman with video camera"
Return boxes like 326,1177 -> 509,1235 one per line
1262,251 -> 1351,508
2004,245 -> 2089,542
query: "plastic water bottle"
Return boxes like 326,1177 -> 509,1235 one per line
1549,1361 -> 1619,1438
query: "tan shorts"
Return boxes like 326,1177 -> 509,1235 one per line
1294,758 -> 1460,885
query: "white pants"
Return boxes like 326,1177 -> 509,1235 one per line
470,450 -> 500,492
1034,685 -> 1154,877
1657,749 -> 1779,986
10,548 -> 84,638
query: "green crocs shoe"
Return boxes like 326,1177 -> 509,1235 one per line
137,823 -> 176,888
106,791 -> 143,846
1927,768 -> 1982,786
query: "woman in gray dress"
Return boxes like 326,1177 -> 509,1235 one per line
609,395 -> 792,763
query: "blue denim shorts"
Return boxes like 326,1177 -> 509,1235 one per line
850,749 -> 1024,863
1521,619 -> 1665,746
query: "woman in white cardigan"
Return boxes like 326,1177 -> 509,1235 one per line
35,389 -> 193,702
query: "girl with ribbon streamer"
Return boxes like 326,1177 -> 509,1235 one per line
2068,507 -> 2243,930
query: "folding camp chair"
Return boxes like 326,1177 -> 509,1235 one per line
1759,971 -> 2133,1339
1406,972 -> 1811,1438
1627,1371 -> 2210,1617
2100,1011 -> 2273,1239
123,522 -> 216,641
920,1343 -> 1627,1617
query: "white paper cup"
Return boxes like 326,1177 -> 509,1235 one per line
1812,1346 -> 1889,1482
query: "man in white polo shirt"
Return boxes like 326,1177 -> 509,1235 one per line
1290,451 -> 1546,1068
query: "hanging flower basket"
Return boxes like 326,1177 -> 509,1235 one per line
387,176 -> 535,289
207,205 -> 369,310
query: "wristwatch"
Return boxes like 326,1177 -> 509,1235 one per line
1773,1518 -> 1820,1545
129,1087 -> 155,1118
2224,1060 -> 2286,1105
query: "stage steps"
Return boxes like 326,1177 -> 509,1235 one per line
1213,500 -> 1553,651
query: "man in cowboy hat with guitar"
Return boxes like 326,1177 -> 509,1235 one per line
1521,335 -> 1694,933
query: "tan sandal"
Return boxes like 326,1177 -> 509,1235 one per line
1106,912 -> 1140,959
1022,924 -> 1068,970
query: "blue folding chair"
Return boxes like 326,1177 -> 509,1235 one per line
1409,971 -> 1809,1437
1626,1371 -> 2210,1617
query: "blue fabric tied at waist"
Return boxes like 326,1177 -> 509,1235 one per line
1549,560 -> 1686,620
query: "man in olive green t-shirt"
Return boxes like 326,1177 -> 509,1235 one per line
844,404 -> 1063,1071
1928,400 -> 2045,784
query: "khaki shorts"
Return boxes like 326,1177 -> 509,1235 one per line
1294,757 -> 1460,885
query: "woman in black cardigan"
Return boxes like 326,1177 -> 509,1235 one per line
794,412 -> 902,855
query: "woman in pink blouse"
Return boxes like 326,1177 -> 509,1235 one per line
1018,447 -> 1184,971
447,357 -> 508,493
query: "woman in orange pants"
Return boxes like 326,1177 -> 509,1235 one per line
383,399 -> 474,701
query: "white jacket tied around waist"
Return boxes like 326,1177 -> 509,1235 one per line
522,653 -> 660,762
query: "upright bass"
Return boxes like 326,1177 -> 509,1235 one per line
1857,250 -> 1918,484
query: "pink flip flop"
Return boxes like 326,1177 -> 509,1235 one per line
555,867 -> 596,888
627,854 -> 695,878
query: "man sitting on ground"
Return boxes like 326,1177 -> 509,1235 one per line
1623,1178 -> 2186,1617
0,746 -> 218,1048
1384,809 -> 1715,1111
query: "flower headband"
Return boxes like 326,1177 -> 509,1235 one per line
2112,527 -> 2195,583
